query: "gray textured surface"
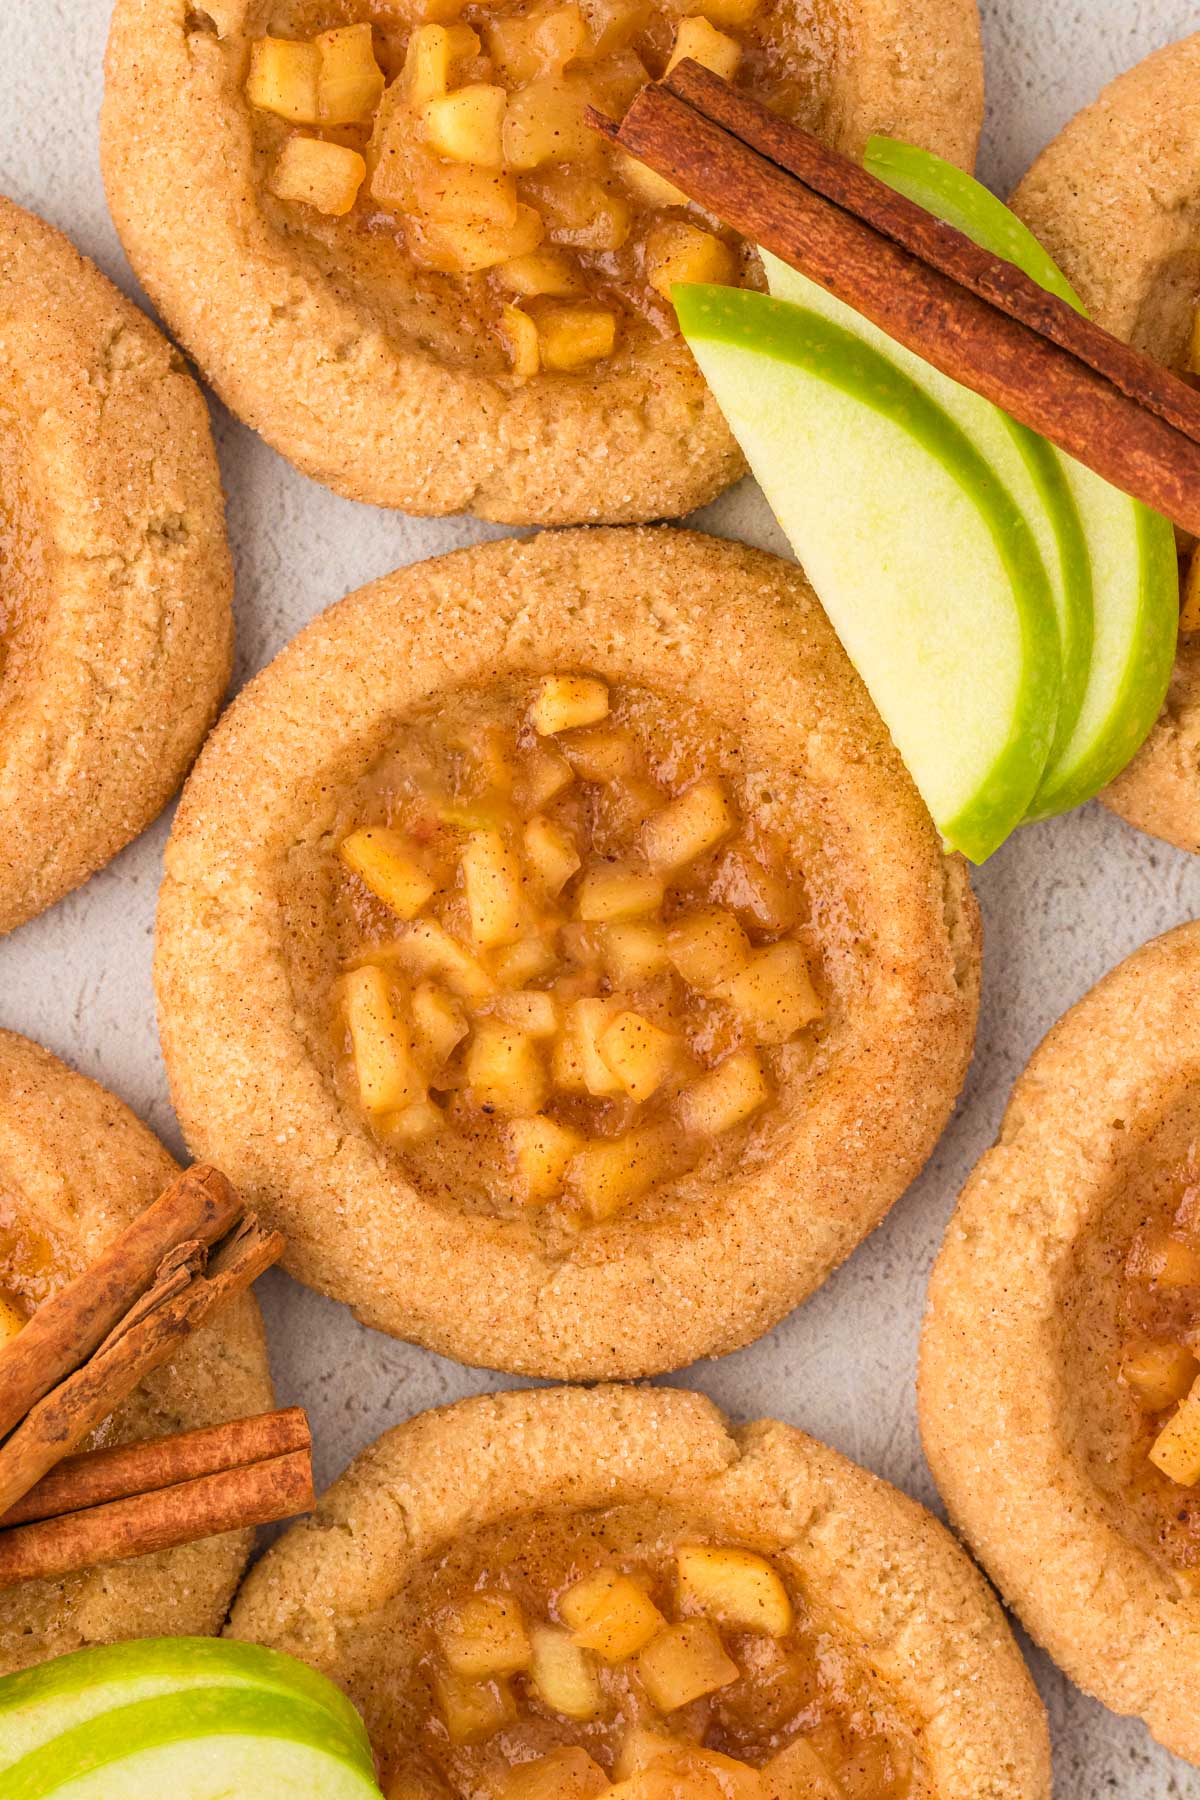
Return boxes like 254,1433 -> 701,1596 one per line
2,0 -> 1200,1791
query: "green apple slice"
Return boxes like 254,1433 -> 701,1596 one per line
761,247 -> 1092,784
675,284 -> 1061,862
0,1638 -> 371,1769
863,135 -> 1179,819
3,1685 -> 382,1799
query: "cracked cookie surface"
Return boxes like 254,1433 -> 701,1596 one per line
0,196 -> 232,935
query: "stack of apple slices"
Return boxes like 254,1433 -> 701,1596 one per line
677,144 -> 1179,863
0,1638 -> 384,1798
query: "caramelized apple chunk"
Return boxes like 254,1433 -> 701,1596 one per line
641,777 -> 734,872
677,1050 -> 770,1135
676,1545 -> 793,1636
1150,1375 -> 1200,1485
496,1748 -> 610,1800
666,14 -> 741,77
341,828 -> 436,920
528,1624 -> 605,1719
510,1114 -> 585,1202
246,37 -> 321,122
270,138 -> 366,216
437,1593 -> 532,1677
636,1619 -> 739,1711
560,1568 -> 666,1659
433,1667 -> 517,1743
531,675 -> 610,735
316,23 -> 385,125
343,966 -> 425,1112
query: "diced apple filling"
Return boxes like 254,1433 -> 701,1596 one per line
528,1624 -> 605,1718
676,1544 -> 793,1636
270,137 -> 366,215
410,981 -> 469,1066
1124,1342 -> 1199,1411
565,1127 -> 668,1218
531,674 -> 611,735
560,1568 -> 666,1659
1181,550 -> 1200,636
666,13 -> 742,77
645,221 -> 736,301
537,305 -> 618,371
433,1666 -> 516,1743
603,921 -> 669,985
524,815 -> 582,893
340,828 -> 436,920
716,943 -> 822,1044
316,23 -> 385,125
463,830 -> 527,947
501,303 -> 541,377
677,1049 -> 770,1135
667,907 -> 749,990
0,1293 -> 25,1345
1150,1375 -> 1200,1485
598,1010 -> 680,1101
467,1021 -> 549,1114
496,1748 -> 610,1800
245,0 -> 766,369
246,37 -> 322,122
437,1592 -> 532,1677
575,864 -> 663,921
509,1114 -> 585,1201
335,674 -> 816,1224
498,248 -> 587,298
636,1618 -> 739,1710
425,83 -> 509,165
343,966 -> 425,1112
641,777 -> 734,872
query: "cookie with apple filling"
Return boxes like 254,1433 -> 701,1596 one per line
921,920 -> 1200,1769
154,527 -> 979,1379
101,0 -> 982,525
0,1031 -> 273,1677
0,196 -> 232,936
228,1384 -> 1050,1800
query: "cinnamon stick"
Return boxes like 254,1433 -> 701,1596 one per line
0,1165 -> 242,1442
0,1450 -> 314,1589
0,1216 -> 284,1517
595,72 -> 1200,536
0,1408 -> 310,1528
661,59 -> 1200,451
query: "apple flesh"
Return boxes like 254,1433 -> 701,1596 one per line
761,246 -> 1093,794
675,282 -> 1062,862
862,136 -> 1179,820
0,1639 -> 382,1799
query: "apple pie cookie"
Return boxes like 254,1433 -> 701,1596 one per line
0,1031 -> 273,1677
1011,34 -> 1200,854
921,921 -> 1200,1768
100,0 -> 982,525
155,528 -> 979,1378
229,1385 -> 1049,1799
0,197 -> 232,936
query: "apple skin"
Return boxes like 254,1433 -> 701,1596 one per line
0,1637 -> 372,1771
863,135 -> 1179,820
3,1684 -> 383,1799
675,282 -> 1061,863
762,247 -> 1094,785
